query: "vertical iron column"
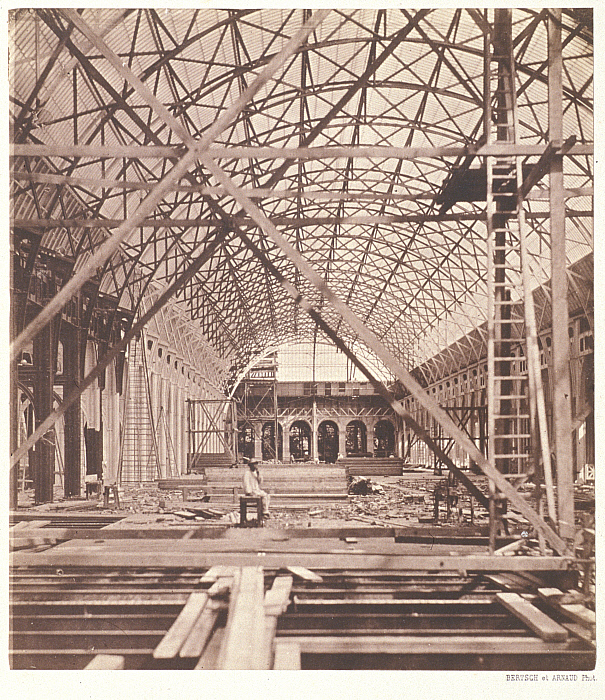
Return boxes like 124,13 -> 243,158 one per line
63,323 -> 82,497
9,288 -> 19,509
273,373 -> 279,462
548,9 -> 574,540
32,322 -> 56,503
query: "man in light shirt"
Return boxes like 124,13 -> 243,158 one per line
242,459 -> 271,517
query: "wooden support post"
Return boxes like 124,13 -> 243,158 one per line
548,9 -> 575,541
63,323 -> 82,497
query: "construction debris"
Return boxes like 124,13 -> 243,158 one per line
348,477 -> 385,495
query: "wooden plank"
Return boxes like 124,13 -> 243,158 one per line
84,654 -> 125,670
264,576 -> 294,616
495,592 -> 568,642
10,536 -> 60,551
538,588 -> 595,629
561,622 -> 595,646
286,566 -> 323,582
207,577 -> 233,598
152,591 -> 208,659
494,539 -> 527,556
200,565 -> 236,583
179,599 -> 222,658
217,567 -> 266,669
11,520 -> 52,530
262,576 -> 294,669
289,635 -> 581,655
193,623 -> 224,670
273,642 -> 301,670
11,550 -> 571,572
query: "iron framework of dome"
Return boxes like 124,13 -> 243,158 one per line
9,9 -> 593,553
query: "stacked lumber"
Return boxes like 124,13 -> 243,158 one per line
338,457 -> 406,477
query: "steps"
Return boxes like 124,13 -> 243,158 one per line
188,452 -> 234,473
202,465 -> 348,509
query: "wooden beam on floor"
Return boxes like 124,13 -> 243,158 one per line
84,654 -> 125,670
495,592 -> 568,641
263,575 -> 293,669
273,642 -> 301,670
217,567 -> 266,669
179,599 -> 222,659
153,591 -> 208,659
11,550 -> 572,571
286,566 -> 323,582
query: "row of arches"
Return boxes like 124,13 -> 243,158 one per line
240,419 -> 396,463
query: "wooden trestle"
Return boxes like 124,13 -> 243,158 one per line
10,520 -> 595,671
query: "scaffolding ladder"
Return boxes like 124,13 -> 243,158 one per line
483,11 -> 556,549
485,13 -> 532,480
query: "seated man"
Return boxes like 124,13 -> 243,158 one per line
242,459 -> 271,517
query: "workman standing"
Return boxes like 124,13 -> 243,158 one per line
242,459 -> 271,517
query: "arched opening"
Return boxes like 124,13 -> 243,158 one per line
289,420 -> 312,462
374,420 -> 395,457
317,420 -> 339,463
238,423 -> 255,460
346,420 -> 368,456
262,421 -> 283,462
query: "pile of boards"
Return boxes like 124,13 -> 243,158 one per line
338,457 -> 411,477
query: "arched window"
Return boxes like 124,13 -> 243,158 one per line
317,421 -> 339,463
289,421 -> 312,462
262,421 -> 283,462
346,420 -> 367,456
374,420 -> 395,457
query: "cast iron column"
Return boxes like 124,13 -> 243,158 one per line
33,322 -> 55,503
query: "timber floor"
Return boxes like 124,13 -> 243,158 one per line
9,514 -> 596,671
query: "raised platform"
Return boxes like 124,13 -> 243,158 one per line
338,457 -> 409,477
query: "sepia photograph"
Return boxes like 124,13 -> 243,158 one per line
6,3 -> 598,688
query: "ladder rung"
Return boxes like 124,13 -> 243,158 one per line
494,454 -> 529,460
494,395 -> 527,400
493,376 -> 528,381
494,434 -> 532,439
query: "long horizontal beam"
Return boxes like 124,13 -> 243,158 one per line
11,143 -> 593,160
12,209 -> 593,230
13,170 -> 592,202
202,154 -> 570,557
